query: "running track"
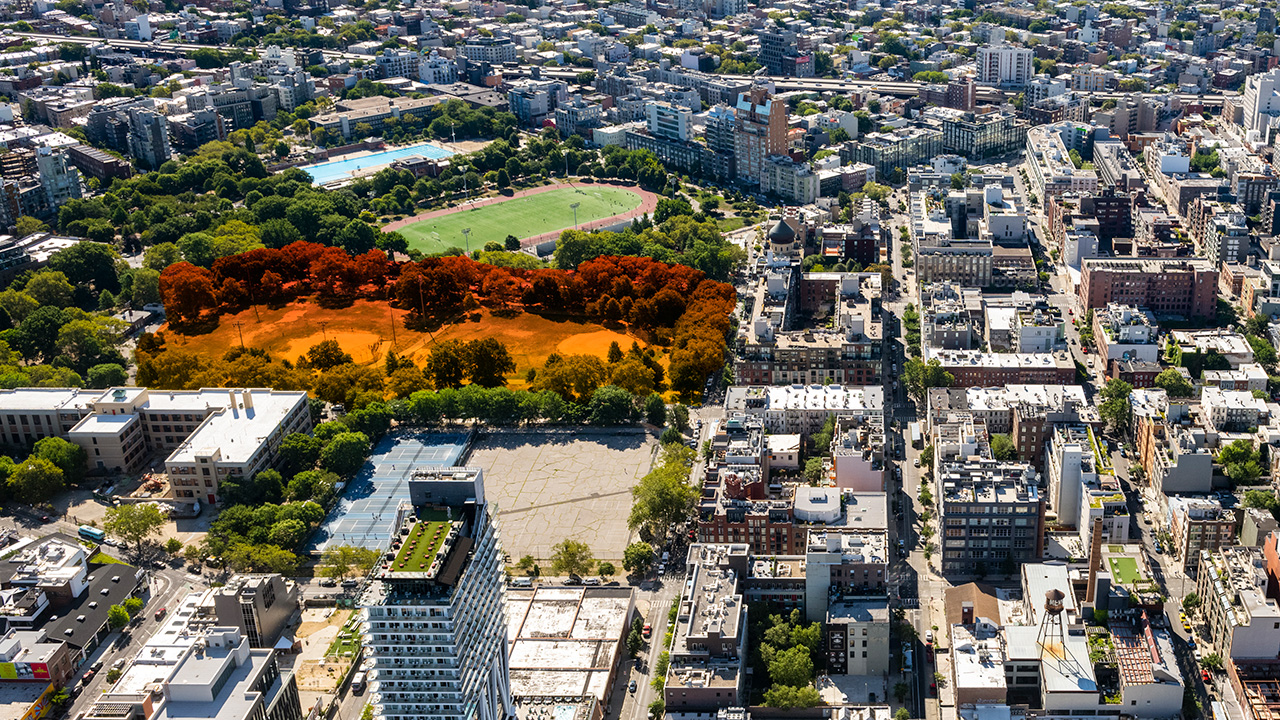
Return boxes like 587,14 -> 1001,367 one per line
382,181 -> 661,249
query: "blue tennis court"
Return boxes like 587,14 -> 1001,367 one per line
309,432 -> 470,555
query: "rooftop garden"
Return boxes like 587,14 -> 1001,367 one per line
390,510 -> 455,574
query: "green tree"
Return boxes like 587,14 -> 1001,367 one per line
550,538 -> 595,577
628,444 -> 698,541
1220,439 -> 1264,485
24,271 -> 75,308
87,363 -> 128,389
894,682 -> 910,704
627,630 -> 643,657
903,358 -> 955,402
1153,368 -> 1194,397
279,433 -> 322,477
1249,335 -> 1278,367
762,685 -> 823,708
32,437 -> 86,484
895,709 -> 911,720
104,503 -> 167,554
426,341 -> 471,389
306,340 -> 354,370
1245,490 -> 1280,519
768,645 -> 814,687
990,433 -> 1016,462
13,216 -> 47,237
623,541 -> 655,574
123,597 -> 144,618
516,555 -> 539,577
1201,653 -> 1224,671
164,538 -> 183,554
320,432 -> 370,477
107,605 -> 130,629
1182,592 -> 1202,615
644,394 -> 667,426
467,338 -> 516,387
597,561 -> 616,579
588,385 -> 635,425
1099,379 -> 1133,434
671,404 -> 690,432
9,457 -> 63,503
804,456 -> 826,482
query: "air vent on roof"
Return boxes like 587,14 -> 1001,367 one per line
100,589 -> 108,595
111,576 -> 120,583
64,629 -> 72,636
89,602 -> 97,609
76,615 -> 85,622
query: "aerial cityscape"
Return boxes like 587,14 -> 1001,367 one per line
0,3 -> 1277,720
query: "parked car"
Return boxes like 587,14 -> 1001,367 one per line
629,680 -> 638,693
583,578 -> 601,586
82,669 -> 95,682
154,607 -> 166,621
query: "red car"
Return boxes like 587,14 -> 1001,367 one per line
642,624 -> 651,638
1203,670 -> 1212,683
930,683 -> 937,696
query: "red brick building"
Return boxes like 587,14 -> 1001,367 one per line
926,349 -> 1076,387
1079,258 -> 1219,319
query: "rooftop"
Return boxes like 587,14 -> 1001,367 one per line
387,511 -> 455,576
727,385 -> 884,415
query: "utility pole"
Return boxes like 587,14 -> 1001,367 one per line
388,299 -> 397,347
232,321 -> 246,348
318,321 -> 329,341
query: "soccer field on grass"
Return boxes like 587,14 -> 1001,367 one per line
396,186 -> 643,254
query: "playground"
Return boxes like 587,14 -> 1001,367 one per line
388,183 -> 654,254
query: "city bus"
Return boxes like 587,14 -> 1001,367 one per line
78,526 -> 105,543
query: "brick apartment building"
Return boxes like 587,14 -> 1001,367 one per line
1078,258 -> 1219,319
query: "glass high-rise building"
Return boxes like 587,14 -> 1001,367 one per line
361,468 -> 512,720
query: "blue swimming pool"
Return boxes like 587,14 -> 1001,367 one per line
301,141 -> 455,185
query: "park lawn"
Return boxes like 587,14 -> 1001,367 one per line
715,216 -> 749,233
1108,556 -> 1142,585
397,186 -> 642,253
162,300 -> 658,385
326,611 -> 362,658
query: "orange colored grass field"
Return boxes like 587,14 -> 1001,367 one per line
161,300 -> 656,385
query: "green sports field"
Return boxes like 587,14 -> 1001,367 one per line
397,187 -> 643,254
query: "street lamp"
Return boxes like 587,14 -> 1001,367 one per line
570,202 -> 580,229
459,164 -> 468,201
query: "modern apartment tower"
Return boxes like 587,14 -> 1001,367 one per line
361,468 -> 512,720
734,86 -> 787,183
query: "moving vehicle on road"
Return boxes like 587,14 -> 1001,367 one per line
78,526 -> 105,543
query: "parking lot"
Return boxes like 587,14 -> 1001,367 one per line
465,428 -> 659,563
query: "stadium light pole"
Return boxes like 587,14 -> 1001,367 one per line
462,227 -> 472,251
571,202 -> 580,229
